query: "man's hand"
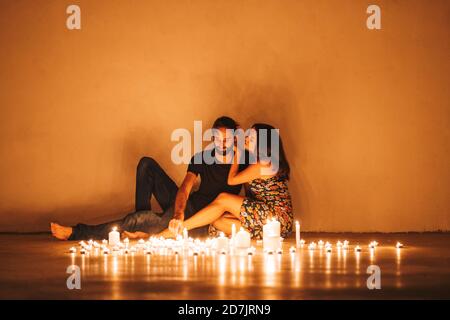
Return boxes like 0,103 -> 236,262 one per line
169,218 -> 184,235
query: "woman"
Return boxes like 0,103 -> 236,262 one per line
124,123 -> 293,240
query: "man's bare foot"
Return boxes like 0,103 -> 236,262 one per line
50,222 -> 72,240
122,231 -> 149,239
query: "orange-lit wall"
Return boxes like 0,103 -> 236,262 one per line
0,0 -> 449,232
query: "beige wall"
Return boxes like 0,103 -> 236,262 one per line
0,0 -> 449,232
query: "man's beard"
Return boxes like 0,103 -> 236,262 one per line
214,145 -> 234,159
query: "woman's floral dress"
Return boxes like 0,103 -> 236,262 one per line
208,174 -> 293,239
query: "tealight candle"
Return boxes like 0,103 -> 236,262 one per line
396,242 -> 403,249
355,245 -> 362,252
300,239 -> 306,247
289,246 -> 296,253
276,248 -> 283,254
103,247 -> 110,254
69,247 -> 77,254
108,227 -> 120,247
318,240 -> 324,248
80,248 -> 86,255
343,240 -> 349,250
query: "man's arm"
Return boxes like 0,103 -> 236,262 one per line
169,172 -> 197,233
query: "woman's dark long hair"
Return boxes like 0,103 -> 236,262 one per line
252,123 -> 290,180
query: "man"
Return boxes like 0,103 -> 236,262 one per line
50,116 -> 246,240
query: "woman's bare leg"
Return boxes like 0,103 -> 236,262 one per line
212,215 -> 241,236
182,193 -> 244,231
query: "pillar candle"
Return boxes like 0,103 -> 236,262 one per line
263,218 -> 281,251
295,221 -> 301,248
234,227 -> 251,249
108,227 -> 120,247
216,232 -> 229,252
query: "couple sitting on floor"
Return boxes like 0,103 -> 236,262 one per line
51,116 -> 293,241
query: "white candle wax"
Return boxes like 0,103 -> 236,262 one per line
231,223 -> 236,247
263,218 -> 281,251
216,233 -> 229,252
264,234 -> 281,252
108,227 -> 120,247
234,227 -> 251,249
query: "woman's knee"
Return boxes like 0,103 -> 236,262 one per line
214,192 -> 229,205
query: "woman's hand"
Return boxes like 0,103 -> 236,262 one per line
122,230 -> 149,239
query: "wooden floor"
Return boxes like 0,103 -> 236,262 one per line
0,233 -> 449,299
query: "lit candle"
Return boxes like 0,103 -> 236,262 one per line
231,223 -> 236,246
263,218 -> 281,252
318,240 -> 324,248
216,232 -> 229,253
343,240 -> 349,250
69,247 -> 77,254
300,239 -> 306,247
396,242 -> 403,249
108,227 -> 120,247
355,245 -> 362,252
80,247 -> 86,255
289,246 -> 296,253
102,239 -> 108,246
369,241 -> 378,249
247,246 -> 256,255
234,227 -> 251,249
276,248 -> 283,254
295,221 -> 301,248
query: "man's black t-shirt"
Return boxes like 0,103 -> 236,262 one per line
187,149 -> 248,212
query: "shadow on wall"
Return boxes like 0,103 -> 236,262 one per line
209,77 -> 312,225
4,80 -> 312,233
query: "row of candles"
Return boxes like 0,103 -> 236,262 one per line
68,220 -> 404,256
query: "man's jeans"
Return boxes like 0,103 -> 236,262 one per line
69,157 -> 206,240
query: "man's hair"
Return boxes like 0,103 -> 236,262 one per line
212,116 -> 238,130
